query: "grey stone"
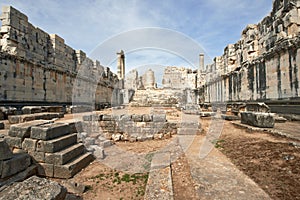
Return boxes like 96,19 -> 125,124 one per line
28,151 -> 45,163
31,123 -> 70,140
8,113 -> 60,124
4,136 -> 22,148
152,114 -> 166,122
0,165 -> 37,188
102,114 -> 113,121
100,140 -> 112,148
53,153 -> 94,178
37,163 -> 54,177
142,114 -> 152,122
275,116 -> 287,123
0,122 -> 4,130
0,139 -> 13,160
62,180 -> 86,195
241,112 -> 275,128
246,102 -> 270,113
22,106 -> 42,114
1,153 -> 31,178
84,137 -> 95,146
8,120 -> 49,139
90,145 -> 105,159
112,133 -> 122,141
0,111 -> 4,120
131,114 -> 143,122
36,133 -> 77,153
0,175 -> 67,200
45,143 -> 84,165
22,138 -> 37,152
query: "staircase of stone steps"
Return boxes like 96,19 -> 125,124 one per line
4,120 -> 94,179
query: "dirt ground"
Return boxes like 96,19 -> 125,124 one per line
59,109 -> 300,199
208,119 -> 300,200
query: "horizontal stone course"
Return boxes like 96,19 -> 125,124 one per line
31,123 -> 70,140
8,113 -> 62,124
36,133 -> 77,153
45,143 -> 84,165
8,120 -> 49,139
53,152 -> 94,178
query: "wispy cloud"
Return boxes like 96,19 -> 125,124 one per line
0,0 -> 272,73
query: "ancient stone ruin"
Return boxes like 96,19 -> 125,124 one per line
0,0 -> 300,199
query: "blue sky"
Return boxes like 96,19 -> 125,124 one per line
0,0 -> 273,73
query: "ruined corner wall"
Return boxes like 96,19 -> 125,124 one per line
204,0 -> 300,103
162,66 -> 197,89
0,6 -> 118,105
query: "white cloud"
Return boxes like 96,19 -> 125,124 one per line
0,0 -> 273,73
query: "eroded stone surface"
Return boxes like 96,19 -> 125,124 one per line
0,176 -> 67,200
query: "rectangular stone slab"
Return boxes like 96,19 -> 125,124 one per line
8,120 -> 49,139
241,112 -> 275,128
45,143 -> 84,165
1,153 -> 31,178
36,133 -> 77,153
53,153 -> 94,178
31,123 -> 70,140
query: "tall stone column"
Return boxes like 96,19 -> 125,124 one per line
199,53 -> 204,73
117,50 -> 125,80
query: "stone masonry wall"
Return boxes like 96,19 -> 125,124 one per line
0,6 -> 118,105
203,0 -> 300,103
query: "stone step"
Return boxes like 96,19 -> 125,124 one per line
36,133 -> 77,153
31,123 -> 71,140
45,143 -> 84,165
53,152 -> 94,178
8,120 -> 50,139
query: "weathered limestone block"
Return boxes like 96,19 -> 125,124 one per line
31,123 -> 70,140
8,113 -> 61,124
102,114 -> 113,121
36,133 -> 77,153
22,106 -> 42,114
152,114 -> 166,122
37,163 -> 54,177
241,112 -> 275,128
53,153 -> 94,178
45,143 -> 84,165
8,120 -> 49,139
22,138 -> 37,151
246,102 -> 270,113
1,153 -> 31,178
28,151 -> 45,163
131,114 -> 143,122
0,139 -> 13,160
142,114 -> 152,122
0,175 -> 67,200
4,136 -> 22,148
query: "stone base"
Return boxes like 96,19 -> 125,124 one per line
241,112 -> 275,128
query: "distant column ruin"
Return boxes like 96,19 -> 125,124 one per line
117,50 -> 125,80
199,53 -> 204,73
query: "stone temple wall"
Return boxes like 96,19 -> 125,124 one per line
0,6 -> 119,105
162,66 -> 197,89
203,0 -> 300,103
